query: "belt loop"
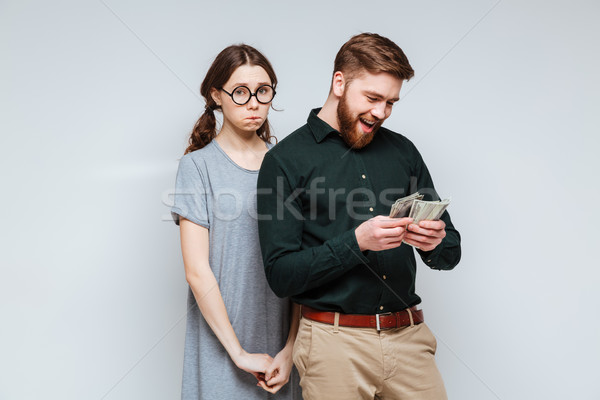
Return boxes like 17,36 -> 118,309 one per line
406,307 -> 414,327
333,312 -> 340,333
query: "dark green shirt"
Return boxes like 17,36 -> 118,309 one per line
257,109 -> 461,314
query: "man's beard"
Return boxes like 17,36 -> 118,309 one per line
336,92 -> 381,149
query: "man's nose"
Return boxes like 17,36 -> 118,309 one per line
371,103 -> 386,119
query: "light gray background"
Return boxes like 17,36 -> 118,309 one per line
1,1 -> 599,399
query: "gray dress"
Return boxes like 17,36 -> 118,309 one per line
171,140 -> 302,400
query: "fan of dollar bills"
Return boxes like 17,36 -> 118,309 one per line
389,192 -> 450,223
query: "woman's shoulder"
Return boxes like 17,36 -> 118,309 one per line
175,144 -> 221,185
184,140 -> 219,159
179,141 -> 220,168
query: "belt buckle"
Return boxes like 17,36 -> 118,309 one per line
375,312 -> 393,331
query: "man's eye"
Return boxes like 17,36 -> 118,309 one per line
367,97 -> 377,102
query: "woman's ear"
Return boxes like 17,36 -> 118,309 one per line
210,87 -> 222,107
332,71 -> 346,97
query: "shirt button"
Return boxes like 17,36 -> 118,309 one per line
361,174 -> 366,179
383,275 -> 387,280
427,259 -> 432,262
369,207 -> 374,212
379,306 -> 384,310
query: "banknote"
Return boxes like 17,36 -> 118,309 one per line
389,192 -> 451,248
389,192 -> 424,218
408,198 -> 450,223
389,192 -> 450,223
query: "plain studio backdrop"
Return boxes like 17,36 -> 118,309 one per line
1,0 -> 599,399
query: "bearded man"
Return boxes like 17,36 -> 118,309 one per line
257,33 -> 461,400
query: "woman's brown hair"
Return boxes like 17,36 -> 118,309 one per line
185,44 -> 278,154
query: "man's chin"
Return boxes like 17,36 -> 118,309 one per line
340,129 -> 376,149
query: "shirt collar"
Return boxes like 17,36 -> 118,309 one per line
307,108 -> 339,143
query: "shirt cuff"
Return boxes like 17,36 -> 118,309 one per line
418,243 -> 444,269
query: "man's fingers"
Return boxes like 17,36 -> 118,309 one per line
265,367 -> 278,382
379,226 -> 407,239
418,220 -> 446,230
382,238 -> 404,250
257,380 -> 275,393
257,378 -> 285,394
403,236 -> 429,249
264,366 -> 274,381
266,374 -> 286,386
408,224 -> 446,238
375,216 -> 413,228
404,233 -> 442,251
404,232 -> 433,243
404,233 -> 428,243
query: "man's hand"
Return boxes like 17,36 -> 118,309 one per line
355,216 -> 413,251
257,346 -> 293,393
404,220 -> 446,252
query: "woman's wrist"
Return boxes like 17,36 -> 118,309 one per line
229,346 -> 246,367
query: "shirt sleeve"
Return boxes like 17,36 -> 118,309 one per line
171,154 -> 210,228
410,142 -> 461,270
257,152 -> 369,298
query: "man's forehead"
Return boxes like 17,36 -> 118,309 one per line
349,71 -> 403,99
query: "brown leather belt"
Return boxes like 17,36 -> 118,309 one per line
301,305 -> 424,331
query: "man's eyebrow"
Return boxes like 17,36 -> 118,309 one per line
364,90 -> 399,102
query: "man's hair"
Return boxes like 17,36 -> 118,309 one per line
333,33 -> 414,83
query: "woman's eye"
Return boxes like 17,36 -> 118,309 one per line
235,89 -> 247,96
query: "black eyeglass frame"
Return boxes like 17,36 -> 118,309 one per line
220,84 -> 276,106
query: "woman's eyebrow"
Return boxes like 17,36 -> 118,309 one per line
230,81 -> 271,87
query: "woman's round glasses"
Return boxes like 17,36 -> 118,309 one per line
220,84 -> 276,105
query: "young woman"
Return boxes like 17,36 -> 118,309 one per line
171,45 -> 301,399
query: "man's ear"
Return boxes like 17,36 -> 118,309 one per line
332,71 -> 346,97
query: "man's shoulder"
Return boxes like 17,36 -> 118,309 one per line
378,126 -> 410,142
377,126 -> 418,152
268,123 -> 315,158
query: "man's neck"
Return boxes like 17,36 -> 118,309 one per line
316,95 -> 340,131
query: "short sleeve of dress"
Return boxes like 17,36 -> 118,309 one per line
171,154 -> 210,228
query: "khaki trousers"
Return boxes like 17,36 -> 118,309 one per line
292,315 -> 447,400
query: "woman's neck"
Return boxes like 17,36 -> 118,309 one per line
216,122 -> 265,152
